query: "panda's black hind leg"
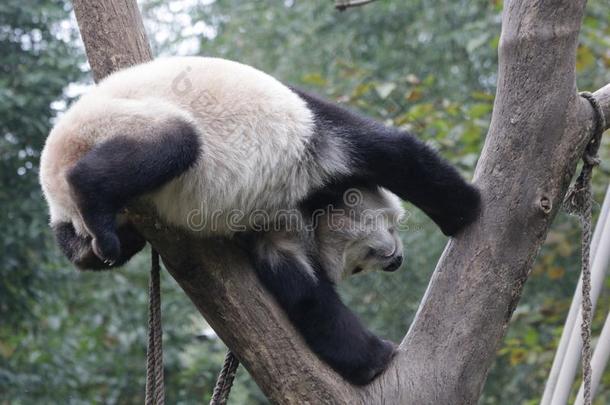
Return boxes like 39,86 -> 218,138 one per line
66,119 -> 200,264
53,221 -> 146,270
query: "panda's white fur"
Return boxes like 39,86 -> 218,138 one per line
41,57 -> 350,237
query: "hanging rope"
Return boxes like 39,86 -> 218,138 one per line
563,91 -> 606,405
145,248 -> 165,405
210,350 -> 240,405
144,248 -> 240,405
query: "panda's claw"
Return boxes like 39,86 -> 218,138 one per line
91,233 -> 121,267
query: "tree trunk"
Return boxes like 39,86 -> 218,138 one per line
71,0 -> 610,403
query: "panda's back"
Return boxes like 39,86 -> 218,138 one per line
86,57 -> 321,234
97,57 -> 309,124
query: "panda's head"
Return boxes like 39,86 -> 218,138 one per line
316,188 -> 405,282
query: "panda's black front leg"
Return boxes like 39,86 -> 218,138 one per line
250,244 -> 395,385
351,128 -> 481,236
66,119 -> 200,264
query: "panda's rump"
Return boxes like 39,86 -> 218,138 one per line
113,58 -> 323,234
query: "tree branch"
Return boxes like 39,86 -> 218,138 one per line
71,0 -> 608,403
335,0 -> 378,11
130,211 -> 359,403
73,0 -> 152,82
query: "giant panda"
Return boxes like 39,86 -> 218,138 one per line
39,56 -> 480,385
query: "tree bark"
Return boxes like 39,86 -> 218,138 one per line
71,0 -> 609,403
335,0 -> 378,11
73,0 -> 152,82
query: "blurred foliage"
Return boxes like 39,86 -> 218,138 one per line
0,0 -> 79,328
1,0 -> 609,404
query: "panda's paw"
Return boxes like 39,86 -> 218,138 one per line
347,338 -> 396,386
438,183 -> 481,237
91,232 -> 121,266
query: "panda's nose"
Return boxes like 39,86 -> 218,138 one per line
383,255 -> 403,272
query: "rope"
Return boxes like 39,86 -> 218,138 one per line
563,91 -> 606,405
145,248 -> 165,405
144,248 -> 239,405
210,350 -> 240,405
